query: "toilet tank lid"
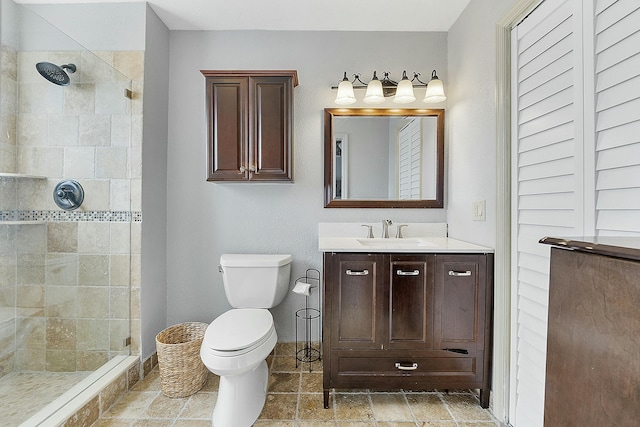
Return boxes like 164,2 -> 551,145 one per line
220,254 -> 292,267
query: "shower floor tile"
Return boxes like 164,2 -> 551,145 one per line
0,371 -> 91,426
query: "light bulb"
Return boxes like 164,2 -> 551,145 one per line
334,72 -> 356,105
363,72 -> 385,104
423,70 -> 446,103
393,71 -> 415,104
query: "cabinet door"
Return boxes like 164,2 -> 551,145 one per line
388,255 -> 433,349
249,76 -> 293,181
205,76 -> 248,181
327,253 -> 385,350
434,254 -> 486,352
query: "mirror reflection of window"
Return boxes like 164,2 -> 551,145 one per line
397,118 -> 421,200
395,117 -> 437,200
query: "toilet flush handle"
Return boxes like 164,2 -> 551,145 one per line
218,265 -> 223,273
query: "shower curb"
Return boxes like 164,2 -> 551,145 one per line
20,355 -> 139,427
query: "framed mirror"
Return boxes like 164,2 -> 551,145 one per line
324,108 -> 444,208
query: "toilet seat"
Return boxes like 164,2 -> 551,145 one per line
203,309 -> 274,357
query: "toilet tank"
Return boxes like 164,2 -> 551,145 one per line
219,254 -> 292,308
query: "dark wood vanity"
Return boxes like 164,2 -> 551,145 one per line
201,70 -> 297,182
322,251 -> 494,408
540,237 -> 640,426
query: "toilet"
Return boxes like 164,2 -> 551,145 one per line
200,253 -> 292,427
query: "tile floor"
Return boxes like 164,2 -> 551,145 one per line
93,344 -> 498,427
1,371 -> 91,426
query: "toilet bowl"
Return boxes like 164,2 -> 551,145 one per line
201,309 -> 277,426
200,254 -> 291,427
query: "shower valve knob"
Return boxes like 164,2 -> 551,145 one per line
53,180 -> 84,211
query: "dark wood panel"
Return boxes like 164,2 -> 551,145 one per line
250,76 -> 292,181
434,255 -> 485,349
544,247 -> 640,426
205,77 -> 247,181
336,355 -> 475,375
388,256 -> 433,349
327,253 -> 384,350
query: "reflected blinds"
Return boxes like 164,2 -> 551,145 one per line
398,119 -> 422,200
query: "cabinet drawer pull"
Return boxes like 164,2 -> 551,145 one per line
346,269 -> 369,276
449,270 -> 472,277
396,269 -> 420,276
395,362 -> 418,371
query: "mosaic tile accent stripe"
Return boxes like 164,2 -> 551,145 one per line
0,210 -> 142,222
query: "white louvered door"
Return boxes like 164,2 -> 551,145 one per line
511,0 -> 640,425
511,0 -> 583,425
594,0 -> 640,236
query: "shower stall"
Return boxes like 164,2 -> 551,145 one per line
0,1 -> 139,425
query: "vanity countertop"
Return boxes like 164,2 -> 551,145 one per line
319,236 -> 494,253
318,222 -> 493,253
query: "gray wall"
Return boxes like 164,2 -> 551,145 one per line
334,117 -> 390,199
141,5 -> 169,359
446,0 -> 519,247
166,30 -> 448,341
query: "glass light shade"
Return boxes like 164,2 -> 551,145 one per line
393,77 -> 415,104
335,78 -> 356,105
423,75 -> 447,103
363,79 -> 385,104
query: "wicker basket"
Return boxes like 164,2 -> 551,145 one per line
156,322 -> 209,398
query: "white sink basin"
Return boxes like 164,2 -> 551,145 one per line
356,238 -> 436,247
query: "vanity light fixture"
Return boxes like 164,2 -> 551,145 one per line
422,70 -> 447,103
334,72 -> 359,105
332,70 -> 446,105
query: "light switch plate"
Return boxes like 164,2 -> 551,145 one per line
472,200 -> 486,221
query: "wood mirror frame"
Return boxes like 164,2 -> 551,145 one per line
324,108 -> 444,208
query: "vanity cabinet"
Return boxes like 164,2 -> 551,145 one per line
322,252 -> 493,408
201,70 -> 297,182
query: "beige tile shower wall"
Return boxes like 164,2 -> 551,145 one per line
15,50 -> 140,212
0,45 -> 18,173
8,49 -> 144,372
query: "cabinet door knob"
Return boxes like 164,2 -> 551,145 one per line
240,166 -> 246,173
449,270 -> 472,276
395,362 -> 418,371
249,165 -> 257,172
346,269 -> 369,276
396,269 -> 420,276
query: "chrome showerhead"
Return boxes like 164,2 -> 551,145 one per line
35,62 -> 76,86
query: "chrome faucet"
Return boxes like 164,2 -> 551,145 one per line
361,224 -> 374,238
382,220 -> 393,238
396,224 -> 408,238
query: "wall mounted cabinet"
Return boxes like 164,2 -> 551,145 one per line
201,70 -> 297,182
322,252 -> 493,408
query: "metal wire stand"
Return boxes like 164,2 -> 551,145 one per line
294,268 -> 321,372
